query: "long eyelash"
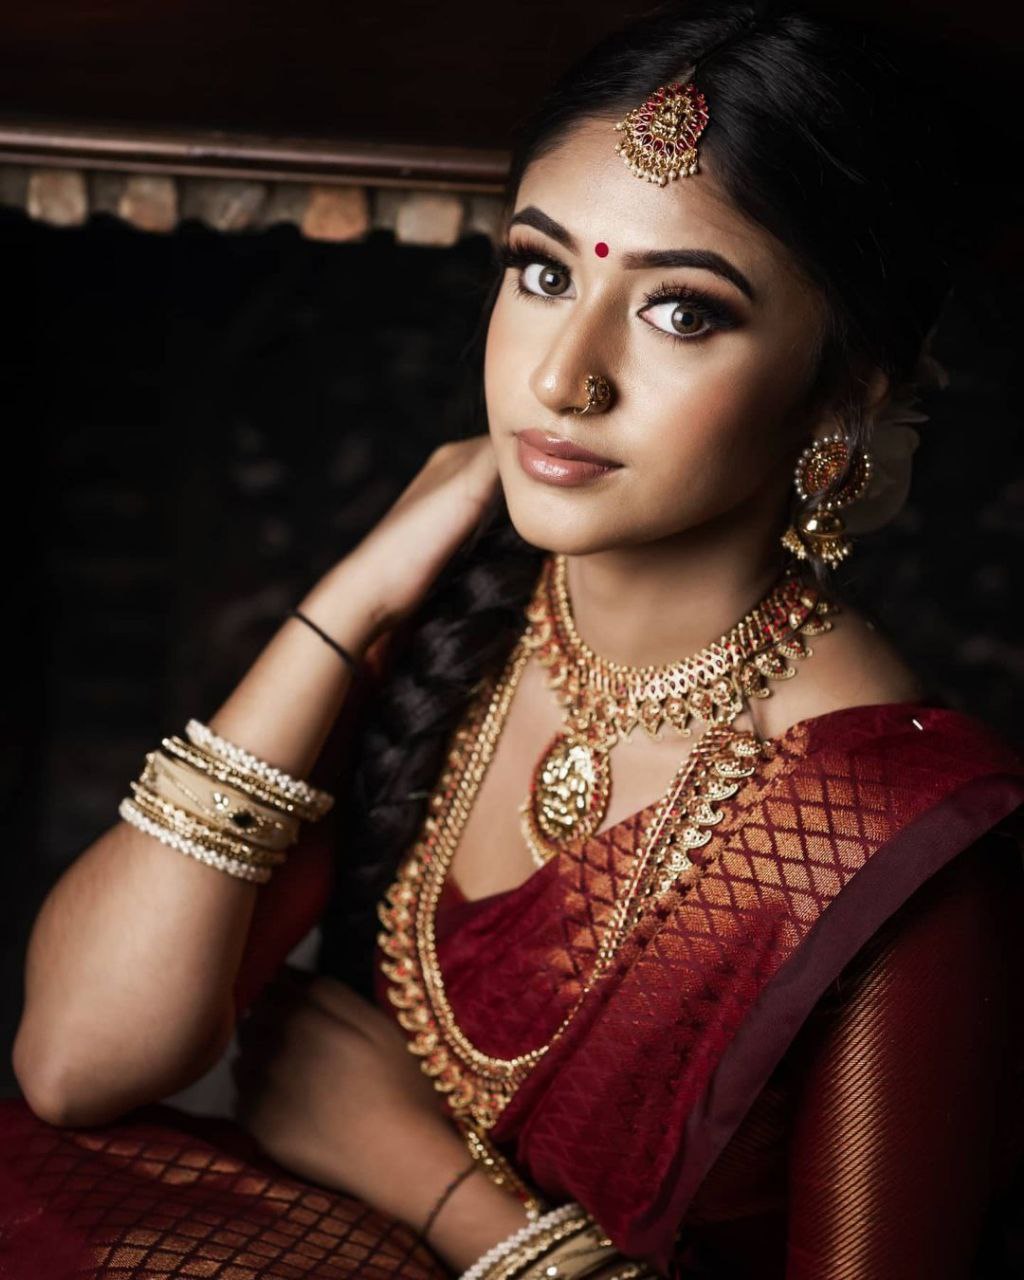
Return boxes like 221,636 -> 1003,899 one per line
495,238 -> 568,274
496,238 -> 570,302
640,280 -> 740,341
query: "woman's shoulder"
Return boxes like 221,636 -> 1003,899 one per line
746,596 -> 1022,778
747,596 -> 926,737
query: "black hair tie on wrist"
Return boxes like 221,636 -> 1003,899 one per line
287,608 -> 359,672
416,1160 -> 480,1249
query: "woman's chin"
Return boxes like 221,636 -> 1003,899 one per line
504,501 -> 624,557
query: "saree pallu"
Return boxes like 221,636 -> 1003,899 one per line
406,700 -> 1024,1276
2,630 -> 1023,1278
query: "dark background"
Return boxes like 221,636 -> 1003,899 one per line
2,0 -> 1021,148
1,0 -> 1022,1100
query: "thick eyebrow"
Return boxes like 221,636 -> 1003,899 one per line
620,247 -> 756,303
507,206 -> 756,303
508,206 -> 579,253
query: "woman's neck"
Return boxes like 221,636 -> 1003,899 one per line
563,523 -> 792,668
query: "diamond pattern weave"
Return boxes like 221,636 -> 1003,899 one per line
0,1099 -> 447,1279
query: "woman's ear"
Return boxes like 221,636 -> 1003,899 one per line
863,366 -> 891,416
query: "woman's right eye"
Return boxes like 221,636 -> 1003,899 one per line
518,261 -> 575,299
497,242 -> 577,301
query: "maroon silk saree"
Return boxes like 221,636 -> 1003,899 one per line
2,632 -> 1023,1278
406,698 -> 1024,1276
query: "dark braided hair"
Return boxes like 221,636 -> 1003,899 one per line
316,0 -> 974,996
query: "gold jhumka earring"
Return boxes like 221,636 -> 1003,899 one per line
780,430 -> 874,568
571,373 -> 613,416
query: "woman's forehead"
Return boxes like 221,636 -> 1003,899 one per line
514,119 -> 782,279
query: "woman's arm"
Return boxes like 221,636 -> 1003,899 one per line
12,555 -> 383,1127
231,967 -> 654,1278
785,830 -> 1024,1279
12,435 -> 500,1128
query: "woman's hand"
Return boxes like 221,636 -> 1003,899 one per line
333,434 -> 501,642
230,966 -> 477,1229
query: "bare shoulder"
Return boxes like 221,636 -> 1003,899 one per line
745,599 -> 928,740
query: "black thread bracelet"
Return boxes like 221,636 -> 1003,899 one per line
286,608 -> 359,672
416,1160 -> 480,1247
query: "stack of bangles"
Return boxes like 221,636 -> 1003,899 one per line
118,717 -> 335,884
451,1198 -> 657,1280
117,607 -> 360,880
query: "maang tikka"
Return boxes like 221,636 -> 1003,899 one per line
615,77 -> 710,184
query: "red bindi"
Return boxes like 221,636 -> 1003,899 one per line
594,241 -> 610,258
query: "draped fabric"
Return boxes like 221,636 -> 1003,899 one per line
426,822 -> 1024,1280
432,701 -> 1024,1275
0,1099 -> 447,1279
2,626 -> 1023,1279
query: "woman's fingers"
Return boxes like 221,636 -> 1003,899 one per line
344,434 -> 501,632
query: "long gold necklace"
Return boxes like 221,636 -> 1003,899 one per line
376,555 -> 838,1213
518,553 -> 833,866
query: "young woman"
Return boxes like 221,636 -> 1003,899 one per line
4,3 -> 1023,1277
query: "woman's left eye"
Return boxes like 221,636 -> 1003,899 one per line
640,297 -> 716,341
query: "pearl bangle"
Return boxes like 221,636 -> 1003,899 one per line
185,719 -> 334,817
457,1201 -> 583,1280
119,798 -> 274,883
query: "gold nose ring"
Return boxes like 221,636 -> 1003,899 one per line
571,373 -> 613,416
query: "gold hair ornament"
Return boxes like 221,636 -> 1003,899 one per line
614,79 -> 710,185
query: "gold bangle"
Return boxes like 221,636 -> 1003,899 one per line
185,718 -> 335,817
142,751 -> 300,849
160,735 -> 330,822
127,784 -> 288,867
506,1218 -> 616,1280
487,1216 -> 592,1280
508,1234 -> 656,1280
119,798 -> 275,884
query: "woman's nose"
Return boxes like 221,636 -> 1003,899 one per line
528,312 -> 617,416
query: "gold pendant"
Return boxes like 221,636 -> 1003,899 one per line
520,729 -> 611,864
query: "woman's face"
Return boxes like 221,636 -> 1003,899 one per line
484,116 -> 831,555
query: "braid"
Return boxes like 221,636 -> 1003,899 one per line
317,490 -> 543,998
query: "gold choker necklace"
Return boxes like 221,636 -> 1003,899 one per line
518,554 -> 838,865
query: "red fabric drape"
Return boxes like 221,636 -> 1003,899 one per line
431,818 -> 1024,1279
443,706 -> 1024,1273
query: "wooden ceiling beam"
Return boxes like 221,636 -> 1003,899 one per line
0,118 -> 509,193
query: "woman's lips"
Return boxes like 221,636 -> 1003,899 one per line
516,429 -> 619,465
514,429 -> 622,487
